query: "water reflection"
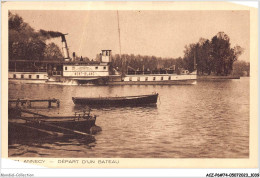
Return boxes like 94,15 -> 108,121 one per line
9,135 -> 96,157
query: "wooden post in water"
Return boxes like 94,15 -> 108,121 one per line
48,101 -> 52,108
16,99 -> 20,107
26,100 -> 31,108
56,100 -> 60,107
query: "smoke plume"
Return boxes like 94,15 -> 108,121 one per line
39,29 -> 63,39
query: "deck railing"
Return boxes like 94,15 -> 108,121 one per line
9,69 -> 47,72
127,70 -> 175,75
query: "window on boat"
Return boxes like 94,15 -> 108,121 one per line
145,77 -> 148,81
129,77 -> 132,81
21,74 -> 24,79
168,76 -> 171,80
161,76 -> 164,80
153,77 -> 156,81
65,67 -> 67,70
137,77 -> 140,81
36,75 -> 40,79
13,74 -> 16,78
95,66 -> 98,70
29,75 -> 32,79
103,66 -> 106,70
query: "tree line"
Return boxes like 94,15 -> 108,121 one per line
105,32 -> 245,76
109,54 -> 184,73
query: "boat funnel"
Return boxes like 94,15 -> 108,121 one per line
101,50 -> 111,63
61,34 -> 70,61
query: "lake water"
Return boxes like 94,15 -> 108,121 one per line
8,77 -> 249,158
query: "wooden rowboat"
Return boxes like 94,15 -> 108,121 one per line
8,108 -> 98,141
72,93 -> 159,106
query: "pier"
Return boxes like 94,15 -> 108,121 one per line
9,98 -> 60,108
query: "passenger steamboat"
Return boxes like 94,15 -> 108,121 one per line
9,34 -> 197,85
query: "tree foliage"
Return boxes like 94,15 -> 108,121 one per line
232,60 -> 250,77
44,43 -> 63,60
184,32 -> 244,76
9,12 -> 63,61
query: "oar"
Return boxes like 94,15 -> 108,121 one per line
9,122 -> 64,137
18,117 -> 94,138
40,122 -> 94,138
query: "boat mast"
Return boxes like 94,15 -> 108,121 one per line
117,10 -> 124,74
194,51 -> 197,71
79,14 -> 89,58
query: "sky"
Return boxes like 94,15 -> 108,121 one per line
11,10 -> 250,61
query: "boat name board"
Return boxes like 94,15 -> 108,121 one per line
63,65 -> 109,77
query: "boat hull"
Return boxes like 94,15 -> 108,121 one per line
72,94 -> 158,106
8,118 -> 96,141
8,70 -> 197,85
8,70 -> 197,86
107,79 -> 197,85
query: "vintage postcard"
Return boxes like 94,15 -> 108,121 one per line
1,1 -> 258,174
